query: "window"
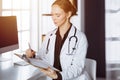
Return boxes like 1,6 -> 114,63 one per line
105,1 -> 120,79
105,0 -> 120,64
1,0 -> 30,52
1,0 -> 39,52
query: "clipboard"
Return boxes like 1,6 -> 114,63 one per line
14,53 -> 60,72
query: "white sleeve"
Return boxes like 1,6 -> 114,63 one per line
36,34 -> 50,60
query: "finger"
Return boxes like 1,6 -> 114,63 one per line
39,68 -> 47,72
48,67 -> 55,73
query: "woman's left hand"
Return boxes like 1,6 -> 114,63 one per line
39,67 -> 58,79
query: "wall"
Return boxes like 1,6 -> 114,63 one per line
0,0 -> 2,16
84,0 -> 106,78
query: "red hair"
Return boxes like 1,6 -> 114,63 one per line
52,0 -> 77,16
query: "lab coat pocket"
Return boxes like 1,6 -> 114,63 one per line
63,54 -> 74,66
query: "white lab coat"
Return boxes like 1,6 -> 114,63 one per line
37,25 -> 90,80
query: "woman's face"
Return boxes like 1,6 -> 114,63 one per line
51,5 -> 69,27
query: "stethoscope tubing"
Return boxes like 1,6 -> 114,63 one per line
46,27 -> 78,55
67,27 -> 78,55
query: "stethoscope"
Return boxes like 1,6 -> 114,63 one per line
46,27 -> 78,55
67,27 -> 78,55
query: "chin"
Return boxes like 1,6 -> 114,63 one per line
54,23 -> 62,27
54,23 -> 59,27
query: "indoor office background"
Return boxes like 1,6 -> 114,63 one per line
0,0 -> 120,80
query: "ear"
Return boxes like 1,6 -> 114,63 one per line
67,11 -> 72,19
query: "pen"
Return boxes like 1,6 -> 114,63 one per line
28,42 -> 33,51
28,42 -> 31,50
28,42 -> 35,58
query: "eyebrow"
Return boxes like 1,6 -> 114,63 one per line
42,14 -> 52,16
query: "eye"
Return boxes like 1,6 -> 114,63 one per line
56,14 -> 60,17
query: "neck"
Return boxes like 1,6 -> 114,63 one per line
59,22 -> 71,38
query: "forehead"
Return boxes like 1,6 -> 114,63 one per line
51,5 -> 65,14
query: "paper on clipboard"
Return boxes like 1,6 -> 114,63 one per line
14,53 -> 60,72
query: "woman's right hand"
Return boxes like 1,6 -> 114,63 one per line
25,49 -> 36,58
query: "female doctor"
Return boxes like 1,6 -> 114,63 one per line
26,0 -> 90,80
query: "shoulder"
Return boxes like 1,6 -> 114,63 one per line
45,28 -> 57,37
74,27 -> 86,38
74,26 -> 88,42
41,28 -> 57,42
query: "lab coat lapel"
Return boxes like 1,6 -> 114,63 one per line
49,29 -> 57,52
48,31 -> 56,65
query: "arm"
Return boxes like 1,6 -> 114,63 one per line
25,33 -> 49,59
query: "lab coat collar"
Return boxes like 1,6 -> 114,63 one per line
50,28 -> 57,36
51,24 -> 75,37
67,24 -> 76,38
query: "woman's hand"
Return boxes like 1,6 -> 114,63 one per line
25,49 -> 36,58
39,67 -> 58,79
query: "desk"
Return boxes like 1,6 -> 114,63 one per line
0,55 -> 46,80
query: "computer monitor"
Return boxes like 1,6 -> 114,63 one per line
0,16 -> 19,61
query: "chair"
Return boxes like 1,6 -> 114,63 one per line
85,58 -> 97,80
